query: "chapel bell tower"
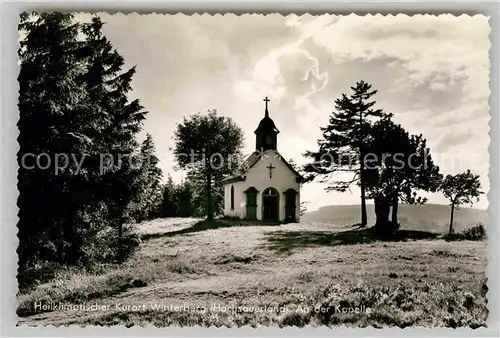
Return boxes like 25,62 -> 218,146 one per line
254,96 -> 280,151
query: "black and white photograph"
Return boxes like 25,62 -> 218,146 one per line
15,12 -> 490,328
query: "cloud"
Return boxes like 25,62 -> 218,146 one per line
276,49 -> 329,108
286,14 -> 490,209
301,14 -> 490,107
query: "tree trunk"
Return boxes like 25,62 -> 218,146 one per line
360,175 -> 367,227
448,204 -> 455,234
374,197 -> 390,232
359,108 -> 367,227
57,222 -> 64,263
391,200 -> 398,225
117,222 -> 123,261
65,197 -> 79,265
206,169 -> 213,221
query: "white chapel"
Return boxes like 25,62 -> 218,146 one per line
222,97 -> 303,223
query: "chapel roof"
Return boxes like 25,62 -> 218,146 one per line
254,96 -> 280,134
254,115 -> 280,134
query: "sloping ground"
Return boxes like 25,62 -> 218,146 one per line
303,204 -> 488,233
134,217 -> 201,236
17,219 -> 487,328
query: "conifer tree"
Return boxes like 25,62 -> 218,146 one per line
128,134 -> 164,221
303,81 -> 388,227
80,15 -> 147,261
162,175 -> 178,217
17,13 -> 150,275
175,180 -> 195,217
88,16 -> 148,254
17,12 -> 89,267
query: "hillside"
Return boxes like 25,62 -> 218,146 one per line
17,218 -> 487,327
302,203 -> 488,233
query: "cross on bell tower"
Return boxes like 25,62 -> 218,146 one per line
263,96 -> 270,117
254,96 -> 280,152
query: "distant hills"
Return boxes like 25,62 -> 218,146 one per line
302,203 -> 488,233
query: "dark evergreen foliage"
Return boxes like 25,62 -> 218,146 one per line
161,175 -> 178,217
17,13 -> 161,288
18,12 -> 89,268
174,179 -> 196,217
128,134 -> 164,222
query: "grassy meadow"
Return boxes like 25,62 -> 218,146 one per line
17,216 -> 488,328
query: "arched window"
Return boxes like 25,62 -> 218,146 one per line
230,185 -> 235,210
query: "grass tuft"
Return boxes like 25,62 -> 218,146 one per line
17,270 -> 136,317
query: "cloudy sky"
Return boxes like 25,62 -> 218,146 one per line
82,13 -> 490,211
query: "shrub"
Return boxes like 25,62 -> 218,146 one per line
461,224 -> 487,241
17,261 -> 66,293
82,224 -> 141,264
280,311 -> 310,327
444,224 -> 487,241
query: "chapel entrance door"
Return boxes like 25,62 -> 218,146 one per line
284,189 -> 298,223
244,187 -> 258,220
262,187 -> 279,222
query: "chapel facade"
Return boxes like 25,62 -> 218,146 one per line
221,97 -> 303,223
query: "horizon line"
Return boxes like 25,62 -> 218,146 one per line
309,202 -> 489,213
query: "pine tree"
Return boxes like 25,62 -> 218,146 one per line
17,13 -> 149,275
303,81 -> 388,227
175,180 -> 195,217
128,134 -> 164,221
81,16 -> 147,261
17,12 -> 91,267
162,175 -> 178,217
